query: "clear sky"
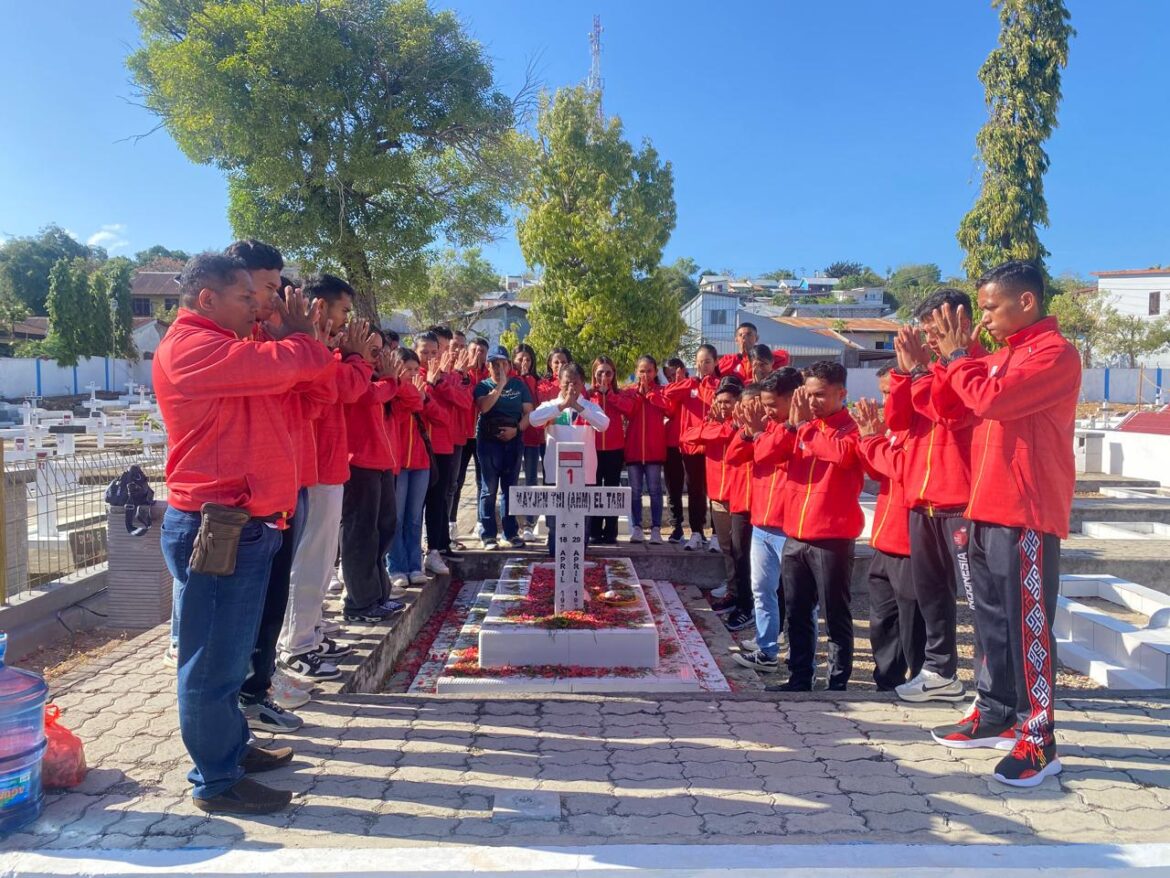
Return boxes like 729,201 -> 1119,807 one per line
1,1 -> 1167,281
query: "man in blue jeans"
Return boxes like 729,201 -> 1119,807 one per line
154,253 -> 332,814
472,345 -> 533,549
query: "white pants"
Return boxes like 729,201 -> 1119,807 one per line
279,482 -> 344,657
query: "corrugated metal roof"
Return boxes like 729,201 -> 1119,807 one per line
777,317 -> 902,332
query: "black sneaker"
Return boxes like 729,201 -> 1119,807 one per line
310,636 -> 352,659
930,707 -> 1018,751
732,649 -> 779,673
194,777 -> 293,815
725,610 -> 754,631
766,678 -> 812,692
344,604 -> 393,624
241,697 -> 304,733
241,744 -> 294,774
993,739 -> 1062,788
710,594 -> 736,614
279,650 -> 342,681
667,527 -> 684,544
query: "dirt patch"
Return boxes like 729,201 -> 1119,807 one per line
16,628 -> 131,682
1077,402 -> 1143,419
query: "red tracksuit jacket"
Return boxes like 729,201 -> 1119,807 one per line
154,311 -> 333,518
345,378 -> 400,473
717,349 -> 791,382
423,369 -> 471,455
391,382 -> 428,471
726,421 -> 788,530
939,316 -> 1080,538
859,431 -> 911,556
518,374 -> 544,447
664,375 -> 718,455
773,408 -> 864,542
623,386 -> 669,464
681,420 -> 735,502
316,354 -> 375,486
587,387 -> 637,453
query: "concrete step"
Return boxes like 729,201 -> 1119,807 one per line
1070,499 -> 1170,530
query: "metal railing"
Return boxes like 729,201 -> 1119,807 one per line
1,445 -> 168,603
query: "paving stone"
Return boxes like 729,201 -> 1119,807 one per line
785,809 -> 868,835
1108,808 -> 1170,833
691,793 -> 776,817
702,811 -> 788,835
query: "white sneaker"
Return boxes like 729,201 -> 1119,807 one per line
684,533 -> 703,551
896,669 -> 966,703
326,571 -> 343,594
629,526 -> 644,543
270,671 -> 311,710
710,585 -> 729,599
707,535 -> 721,553
317,619 -> 341,636
389,573 -> 409,590
409,571 -> 429,585
649,527 -> 663,544
274,667 -> 315,692
388,582 -> 407,599
521,527 -> 535,541
425,550 -> 450,576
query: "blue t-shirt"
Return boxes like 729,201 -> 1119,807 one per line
473,376 -> 532,440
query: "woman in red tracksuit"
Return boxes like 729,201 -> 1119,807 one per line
624,354 -> 669,543
587,355 -> 637,544
514,343 -> 543,540
663,343 -> 721,549
388,348 -> 449,588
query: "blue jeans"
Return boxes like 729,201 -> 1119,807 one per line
389,467 -> 429,575
750,525 -> 788,660
627,462 -> 664,529
161,506 -> 280,800
477,436 -> 522,540
521,445 -> 541,527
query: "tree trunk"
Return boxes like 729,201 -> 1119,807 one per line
337,230 -> 379,323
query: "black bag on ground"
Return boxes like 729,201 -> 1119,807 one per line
104,464 -> 155,537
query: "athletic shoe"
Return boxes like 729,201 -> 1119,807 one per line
993,739 -> 1062,788
195,777 -> 293,815
317,619 -> 341,636
732,649 -> 780,673
710,584 -> 728,599
684,533 -> 703,551
930,707 -> 1017,750
162,644 -> 178,669
326,572 -> 343,594
389,572 -> 409,590
240,744 -> 294,775
725,610 -> 754,631
425,550 -> 451,575
707,535 -> 721,553
408,571 -> 429,585
269,674 -> 311,710
343,605 -> 394,624
482,538 -> 499,551
498,537 -> 515,549
242,697 -> 304,733
766,679 -> 812,692
274,667 -> 315,692
521,527 -> 536,541
510,537 -> 526,548
649,527 -> 664,544
448,520 -> 459,540
710,594 -> 736,614
668,527 -> 684,544
310,636 -> 352,659
896,669 -> 966,703
279,650 -> 342,681
738,636 -> 760,652
379,598 -> 405,613
629,527 -> 644,543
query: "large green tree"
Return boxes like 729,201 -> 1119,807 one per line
888,262 -> 943,316
957,0 -> 1074,279
129,0 -> 529,319
46,258 -> 92,366
518,87 -> 683,374
105,258 -> 139,361
134,244 -> 190,266
409,247 -> 499,329
0,225 -> 94,314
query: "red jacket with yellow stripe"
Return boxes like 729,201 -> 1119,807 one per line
623,386 -> 669,464
772,408 -> 864,541
682,419 -> 735,502
858,430 -> 911,556
939,316 -> 1080,538
587,387 -> 638,453
345,378 -> 401,473
726,421 -> 789,530
390,382 -> 428,471
664,375 -> 719,455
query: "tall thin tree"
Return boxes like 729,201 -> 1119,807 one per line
957,0 -> 1074,279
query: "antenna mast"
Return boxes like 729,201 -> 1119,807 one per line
588,14 -> 603,121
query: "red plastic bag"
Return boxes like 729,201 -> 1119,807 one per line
42,705 -> 87,789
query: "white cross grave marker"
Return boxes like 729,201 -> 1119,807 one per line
509,441 -> 630,614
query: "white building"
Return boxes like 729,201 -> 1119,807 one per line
680,293 -> 849,366
1094,269 -> 1170,321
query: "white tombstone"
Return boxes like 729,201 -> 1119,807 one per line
508,442 -> 630,614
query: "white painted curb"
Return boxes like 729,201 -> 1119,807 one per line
3,843 -> 1170,877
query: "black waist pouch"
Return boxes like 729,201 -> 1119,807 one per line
190,503 -> 252,576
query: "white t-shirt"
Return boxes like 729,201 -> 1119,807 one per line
528,396 -> 610,483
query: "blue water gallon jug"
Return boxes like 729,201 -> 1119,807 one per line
0,632 -> 49,834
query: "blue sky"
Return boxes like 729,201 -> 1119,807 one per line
1,1 -> 1167,280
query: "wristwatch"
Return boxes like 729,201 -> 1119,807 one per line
947,348 -> 970,362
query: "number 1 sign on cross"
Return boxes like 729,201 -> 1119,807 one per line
508,442 -> 631,614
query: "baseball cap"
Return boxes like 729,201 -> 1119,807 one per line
487,345 -> 510,363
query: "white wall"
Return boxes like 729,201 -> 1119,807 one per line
1098,274 -> 1170,320
0,357 -> 152,400
1100,430 -> 1170,485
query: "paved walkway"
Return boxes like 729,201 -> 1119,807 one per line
2,624 -> 1169,854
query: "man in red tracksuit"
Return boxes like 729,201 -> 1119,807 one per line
856,368 -> 926,691
928,260 -> 1080,789
885,287 -> 984,705
155,252 -> 332,814
717,321 -> 790,381
770,361 -> 864,692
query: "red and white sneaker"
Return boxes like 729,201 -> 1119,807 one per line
930,708 -> 1017,750
993,739 -> 1062,788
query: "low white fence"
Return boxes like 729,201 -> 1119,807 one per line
0,357 -> 154,401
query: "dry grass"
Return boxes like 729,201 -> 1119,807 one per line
16,629 -> 131,682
